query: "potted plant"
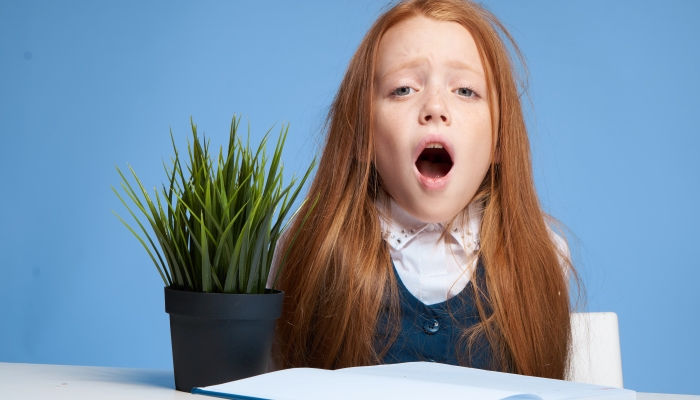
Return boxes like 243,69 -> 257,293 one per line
112,116 -> 315,392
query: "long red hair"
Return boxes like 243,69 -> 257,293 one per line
274,0 -> 576,379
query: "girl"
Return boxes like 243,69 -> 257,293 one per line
272,0 -> 576,380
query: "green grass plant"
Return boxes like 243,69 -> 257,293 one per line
112,116 -> 315,294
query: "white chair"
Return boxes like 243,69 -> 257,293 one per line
568,312 -> 625,388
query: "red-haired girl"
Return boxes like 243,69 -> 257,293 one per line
272,0 -> 576,380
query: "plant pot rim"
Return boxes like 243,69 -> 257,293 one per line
164,286 -> 284,320
164,286 -> 283,295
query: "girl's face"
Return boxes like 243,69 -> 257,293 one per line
373,16 -> 495,223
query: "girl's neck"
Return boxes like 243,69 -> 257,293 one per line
375,190 -> 483,236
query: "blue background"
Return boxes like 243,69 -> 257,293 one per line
1,0 -> 698,395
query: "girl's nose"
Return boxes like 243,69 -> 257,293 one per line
419,90 -> 451,125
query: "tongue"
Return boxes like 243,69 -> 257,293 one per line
416,159 -> 451,178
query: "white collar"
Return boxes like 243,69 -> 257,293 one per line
376,194 -> 482,254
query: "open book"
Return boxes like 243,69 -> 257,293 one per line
191,361 -> 635,400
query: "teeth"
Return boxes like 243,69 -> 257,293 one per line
426,143 -> 443,149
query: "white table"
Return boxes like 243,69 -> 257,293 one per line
0,362 -> 697,399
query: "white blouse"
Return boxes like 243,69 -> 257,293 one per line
270,198 -> 570,305
376,197 -> 482,306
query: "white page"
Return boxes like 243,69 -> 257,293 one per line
338,363 -> 636,400
193,362 -> 636,400
196,368 -> 525,400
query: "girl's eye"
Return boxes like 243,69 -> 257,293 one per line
391,86 -> 415,96
455,87 -> 475,97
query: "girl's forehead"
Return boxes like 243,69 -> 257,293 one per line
375,16 -> 485,79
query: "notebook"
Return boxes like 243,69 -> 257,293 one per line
191,361 -> 635,400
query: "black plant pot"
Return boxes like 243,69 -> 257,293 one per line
164,287 -> 284,392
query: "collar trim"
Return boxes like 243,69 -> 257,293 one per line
376,196 -> 481,252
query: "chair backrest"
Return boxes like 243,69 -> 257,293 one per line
568,312 -> 624,388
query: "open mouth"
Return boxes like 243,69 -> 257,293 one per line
415,143 -> 453,179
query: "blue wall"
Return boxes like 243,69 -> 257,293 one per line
1,0 -> 698,395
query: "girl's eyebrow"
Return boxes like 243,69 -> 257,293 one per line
377,57 -> 484,80
445,59 -> 485,77
378,58 -> 429,80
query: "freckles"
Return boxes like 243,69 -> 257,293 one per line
461,107 -> 492,131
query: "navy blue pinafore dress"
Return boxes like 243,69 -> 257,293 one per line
377,258 -> 497,370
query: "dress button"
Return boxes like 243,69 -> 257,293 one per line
422,318 -> 440,335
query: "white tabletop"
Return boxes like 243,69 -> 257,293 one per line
0,362 -> 697,400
